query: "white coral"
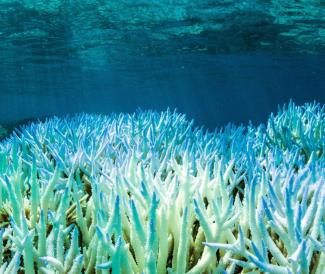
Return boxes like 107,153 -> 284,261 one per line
0,104 -> 323,273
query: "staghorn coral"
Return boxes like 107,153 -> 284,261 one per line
0,103 -> 323,273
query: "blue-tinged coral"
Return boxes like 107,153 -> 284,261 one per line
0,103 -> 324,273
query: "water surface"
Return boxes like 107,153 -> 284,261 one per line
0,0 -> 324,129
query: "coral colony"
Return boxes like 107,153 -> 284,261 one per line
0,102 -> 323,274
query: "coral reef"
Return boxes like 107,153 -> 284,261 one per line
0,102 -> 324,273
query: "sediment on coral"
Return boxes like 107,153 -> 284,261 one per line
0,102 -> 324,273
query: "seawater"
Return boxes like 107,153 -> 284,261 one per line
0,1 -> 324,129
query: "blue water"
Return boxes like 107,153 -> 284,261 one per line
0,1 -> 324,130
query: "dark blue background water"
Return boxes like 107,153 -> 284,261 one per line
1,53 -> 324,130
0,1 -> 324,130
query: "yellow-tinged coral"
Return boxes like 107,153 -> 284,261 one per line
0,103 -> 324,273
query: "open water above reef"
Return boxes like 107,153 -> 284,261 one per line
0,0 -> 324,129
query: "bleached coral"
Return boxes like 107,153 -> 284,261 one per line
0,103 -> 323,273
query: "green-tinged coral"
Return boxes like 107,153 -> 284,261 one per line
266,101 -> 324,161
0,103 -> 324,273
